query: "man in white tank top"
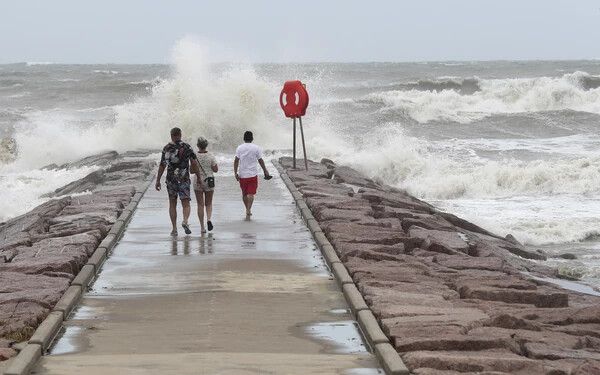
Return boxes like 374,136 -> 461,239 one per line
234,131 -> 271,216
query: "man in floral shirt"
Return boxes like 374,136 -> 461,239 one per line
155,127 -> 200,236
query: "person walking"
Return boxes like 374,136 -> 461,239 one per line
155,127 -> 200,236
193,136 -> 218,233
234,131 -> 271,217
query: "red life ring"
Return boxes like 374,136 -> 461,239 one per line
280,80 -> 309,118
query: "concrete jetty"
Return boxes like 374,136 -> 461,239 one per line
27,168 -> 382,374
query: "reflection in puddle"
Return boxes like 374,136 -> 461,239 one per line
341,368 -> 384,375
169,234 -> 216,255
240,233 -> 257,250
329,308 -> 351,315
305,320 -> 369,354
171,237 -> 191,255
70,305 -> 101,320
199,233 -> 214,254
48,326 -> 85,355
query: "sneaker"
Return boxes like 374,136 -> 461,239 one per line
181,222 -> 192,235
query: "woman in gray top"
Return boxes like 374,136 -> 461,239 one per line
193,137 -> 218,233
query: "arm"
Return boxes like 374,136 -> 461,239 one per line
188,149 -> 201,180
155,164 -> 165,191
211,155 -> 218,173
234,156 -> 240,181
258,158 -> 270,177
191,158 -> 201,180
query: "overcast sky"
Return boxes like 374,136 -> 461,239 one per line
1,0 -> 598,64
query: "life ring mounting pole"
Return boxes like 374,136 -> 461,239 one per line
299,116 -> 308,171
293,117 -> 297,169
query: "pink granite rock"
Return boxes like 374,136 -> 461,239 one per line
401,216 -> 457,232
315,208 -> 377,224
323,222 -> 412,246
401,350 -> 550,374
334,242 -> 405,262
299,184 -> 354,198
372,205 -> 432,221
358,188 -> 433,213
0,272 -> 69,339
0,348 -> 17,360
279,157 -> 600,374
331,165 -> 378,187
305,196 -> 372,212
0,152 -> 154,351
432,253 -> 507,272
459,284 -> 568,308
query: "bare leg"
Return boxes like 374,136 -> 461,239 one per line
194,189 -> 206,232
246,194 -> 255,216
182,199 -> 191,224
205,190 -> 214,222
169,199 -> 177,232
242,194 -> 248,213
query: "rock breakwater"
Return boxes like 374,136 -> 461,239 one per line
0,151 -> 155,361
280,156 -> 600,375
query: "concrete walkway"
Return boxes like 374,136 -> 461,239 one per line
33,165 -> 382,374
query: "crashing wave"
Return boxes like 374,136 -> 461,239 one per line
365,71 -> 600,123
389,77 -> 481,95
6,39 -> 283,169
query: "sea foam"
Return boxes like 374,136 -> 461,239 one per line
0,164 -> 97,222
6,39 -> 286,170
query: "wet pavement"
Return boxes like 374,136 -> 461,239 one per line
34,166 -> 382,374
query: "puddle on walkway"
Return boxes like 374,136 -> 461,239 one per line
329,308 -> 351,315
341,369 -> 385,375
69,305 -> 104,320
305,320 -> 369,354
47,326 -> 86,355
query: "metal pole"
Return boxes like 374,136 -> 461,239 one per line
293,117 -> 297,169
299,116 -> 308,171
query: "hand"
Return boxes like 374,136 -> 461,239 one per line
235,173 -> 240,181
155,181 -> 161,191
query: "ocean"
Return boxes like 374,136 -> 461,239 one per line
1,50 -> 599,288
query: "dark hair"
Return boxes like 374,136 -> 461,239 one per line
243,131 -> 253,143
170,127 -> 182,137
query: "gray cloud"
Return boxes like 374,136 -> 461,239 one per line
0,0 -> 598,63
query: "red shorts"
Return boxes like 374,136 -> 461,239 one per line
239,176 -> 258,195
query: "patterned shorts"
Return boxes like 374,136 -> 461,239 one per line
167,180 -> 191,200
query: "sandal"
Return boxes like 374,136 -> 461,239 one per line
207,221 -> 213,231
181,222 -> 192,235
170,231 -> 178,237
